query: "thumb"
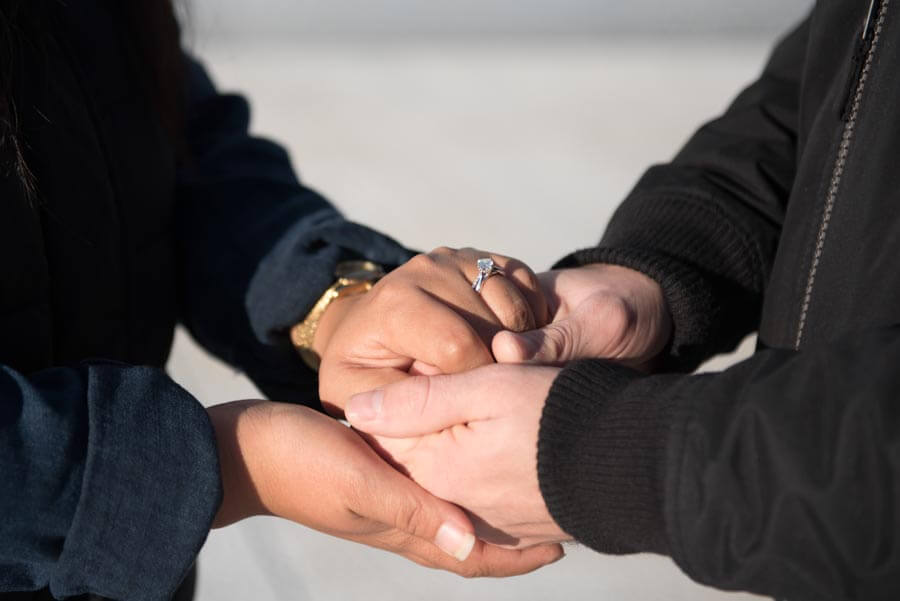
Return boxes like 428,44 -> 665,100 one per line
346,371 -> 490,438
362,457 -> 567,573
492,318 -> 581,365
364,456 -> 477,561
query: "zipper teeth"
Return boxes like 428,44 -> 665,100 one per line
794,0 -> 889,350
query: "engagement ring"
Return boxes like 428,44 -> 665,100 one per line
472,257 -> 504,293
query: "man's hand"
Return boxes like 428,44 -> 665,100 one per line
315,247 -> 549,416
208,400 -> 564,577
493,263 -> 671,370
345,364 -> 572,549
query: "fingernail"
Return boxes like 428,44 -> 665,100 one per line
435,522 -> 476,562
346,389 -> 383,422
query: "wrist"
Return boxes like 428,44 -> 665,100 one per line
311,294 -> 360,358
208,401 -> 270,528
291,262 -> 385,370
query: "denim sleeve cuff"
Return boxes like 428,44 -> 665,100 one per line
236,214 -> 416,404
51,365 -> 222,601
246,213 -> 415,346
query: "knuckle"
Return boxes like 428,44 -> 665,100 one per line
407,252 -> 438,272
494,294 -> 533,333
344,464 -> 374,515
391,375 -> 430,418
428,246 -> 455,257
438,336 -> 467,366
504,259 -> 539,290
545,327 -> 571,359
387,531 -> 418,554
393,495 -> 426,538
370,276 -> 408,307
387,375 -> 431,422
522,266 -> 541,292
415,376 -> 433,420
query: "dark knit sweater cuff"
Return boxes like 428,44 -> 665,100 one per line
538,360 -> 679,555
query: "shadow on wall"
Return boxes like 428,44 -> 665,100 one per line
190,0 -> 815,39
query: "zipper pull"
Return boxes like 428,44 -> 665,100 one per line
841,0 -> 881,120
863,0 -> 879,41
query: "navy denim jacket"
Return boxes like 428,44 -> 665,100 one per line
0,8 -> 413,600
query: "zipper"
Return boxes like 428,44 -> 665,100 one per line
863,0 -> 880,40
795,0 -> 889,349
840,0 -> 882,120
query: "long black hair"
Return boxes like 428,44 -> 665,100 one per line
0,0 -> 183,199
0,0 -> 39,198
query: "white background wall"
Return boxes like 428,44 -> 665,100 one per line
189,0 -> 813,38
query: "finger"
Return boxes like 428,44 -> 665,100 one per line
493,293 -> 631,364
535,270 -> 564,319
477,275 -> 537,333
457,248 -> 549,330
395,537 -> 566,578
406,249 -> 509,343
346,371 -> 492,437
384,292 -> 495,374
408,360 -> 442,376
492,320 -> 579,365
319,290 -> 494,413
463,541 -> 565,577
495,257 -> 550,328
319,364 -> 410,417
356,447 -> 478,561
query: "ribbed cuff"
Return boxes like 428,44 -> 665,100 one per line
554,168 -> 770,370
554,246 -> 717,372
538,360 -> 679,555
52,365 -> 222,601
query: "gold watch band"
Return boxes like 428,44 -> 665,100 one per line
290,261 -> 384,371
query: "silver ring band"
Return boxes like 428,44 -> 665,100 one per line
472,257 -> 504,293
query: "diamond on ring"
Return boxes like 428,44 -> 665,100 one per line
473,257 -> 504,293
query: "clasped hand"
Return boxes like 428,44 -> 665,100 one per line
314,246 -> 549,415
333,259 -> 671,548
210,248 -> 670,578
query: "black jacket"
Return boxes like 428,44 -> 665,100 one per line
0,3 -> 411,599
538,2 -> 900,600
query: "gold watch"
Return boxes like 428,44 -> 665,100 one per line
290,260 -> 385,371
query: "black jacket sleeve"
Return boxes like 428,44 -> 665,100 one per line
538,325 -> 900,601
557,17 -> 809,371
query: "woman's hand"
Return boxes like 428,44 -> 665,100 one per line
208,400 -> 564,577
493,264 -> 671,370
315,247 -> 549,416
344,364 -> 571,549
